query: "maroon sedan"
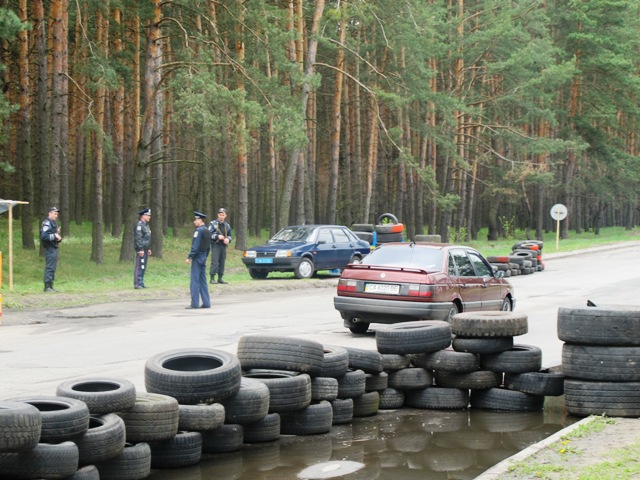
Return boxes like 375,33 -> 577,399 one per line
334,242 -> 515,333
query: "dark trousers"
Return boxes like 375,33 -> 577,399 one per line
190,253 -> 211,308
134,252 -> 148,288
209,243 -> 227,277
44,247 -> 58,285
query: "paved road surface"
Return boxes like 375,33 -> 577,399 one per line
1,241 -> 639,399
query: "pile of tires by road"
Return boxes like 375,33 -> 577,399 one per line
487,240 -> 545,277
558,305 -> 640,418
0,311 -> 568,480
351,213 -> 405,246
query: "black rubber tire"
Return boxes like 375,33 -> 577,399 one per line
376,321 -> 452,354
374,231 -> 404,243
311,377 -> 339,401
94,442 -> 151,480
320,345 -> 350,378
144,348 -> 242,405
330,398 -> 354,424
150,430 -> 203,467
116,392 -> 179,443
404,387 -> 469,410
248,268 -> 269,279
452,336 -> 514,354
378,388 -> 405,409
344,346 -> 384,373
451,311 -> 528,337
504,370 -> 565,396
470,388 -> 544,412
219,376 -> 270,425
294,258 -> 315,279
351,223 -> 374,233
558,306 -> 640,345
279,401 -> 333,435
353,232 -> 374,244
365,372 -> 389,392
387,368 -> 433,390
375,223 -> 404,234
242,413 -> 280,443
177,403 -> 225,432
377,213 -> 398,224
56,377 -> 137,414
66,465 -> 101,480
348,321 -> 370,334
200,424 -> 243,453
381,354 -> 411,371
352,392 -> 380,417
74,413 -> 126,466
434,370 -> 502,389
237,334 -> 324,376
562,344 -> 640,381
481,344 -> 542,374
7,396 -> 90,444
411,349 -> 479,373
564,379 -> 640,417
0,401 -> 42,453
0,441 -> 79,478
336,369 -> 366,399
242,372 -> 311,413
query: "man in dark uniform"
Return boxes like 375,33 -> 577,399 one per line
209,207 -> 233,284
40,207 -> 62,292
185,211 -> 211,309
134,208 -> 152,289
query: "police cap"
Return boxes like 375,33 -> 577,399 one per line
218,208 -> 227,214
194,211 -> 207,220
139,208 -> 151,216
49,207 -> 59,212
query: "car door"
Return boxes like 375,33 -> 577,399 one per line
332,227 -> 355,267
449,249 -> 484,312
314,228 -> 337,270
467,250 -> 503,310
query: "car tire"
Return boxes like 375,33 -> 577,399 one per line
452,336 -> 514,354
94,442 -> 152,480
564,379 -> 640,417
349,254 -> 363,264
434,370 -> 502,390
558,306 -> 640,345
74,413 -> 126,465
117,393 -> 179,443
344,346 -> 384,373
504,370 -> 565,396
562,344 -> 640,381
381,354 -> 411,371
201,424 -> 243,453
330,398 -> 354,424
451,311 -> 528,337
56,377 -> 137,414
445,303 -> 460,323
311,377 -> 339,401
248,268 -> 269,279
470,387 -> 544,412
150,430 -> 203,467
144,348 -> 242,405
353,232 -> 374,243
348,320 -> 370,334
336,370 -> 366,399
320,345 -> 349,378
376,321 -> 452,354
243,372 -> 312,413
219,376 -> 270,425
500,297 -> 512,311
480,344 -> 542,374
387,367 -> 433,390
237,334 -> 325,375
351,223 -> 374,233
294,258 -> 314,279
279,401 -> 333,435
0,441 -> 79,479
0,401 -> 41,453
411,349 -> 480,373
365,372 -> 389,392
405,387 -> 469,410
178,403 -> 225,432
377,213 -> 399,225
352,391 -> 380,417
379,388 -> 405,409
243,413 -> 281,443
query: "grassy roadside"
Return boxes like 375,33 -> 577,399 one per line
1,220 -> 639,310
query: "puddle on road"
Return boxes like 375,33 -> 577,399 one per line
147,400 -> 577,480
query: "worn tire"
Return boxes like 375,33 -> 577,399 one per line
243,372 -> 311,413
405,387 -> 469,410
279,401 -> 333,435
177,403 -> 225,431
0,401 -> 42,453
376,321 -> 452,354
365,372 -> 388,392
237,334 -> 324,376
144,348 -> 242,404
452,336 -> 514,354
381,354 -> 411,371
352,392 -> 380,417
434,370 -> 502,390
344,346 -> 383,373
336,370 -> 366,399
480,344 -> 542,374
311,377 -> 339,401
470,388 -> 544,412
411,349 -> 479,373
452,311 -> 528,337
504,370 -> 565,396
388,368 -> 433,390
562,344 -> 640,381
66,465 -> 101,480
74,413 -> 126,466
351,223 -> 374,233
150,430 -> 202,467
0,441 -> 79,479
219,376 -> 270,425
330,398 -> 354,425
94,442 -> 152,480
56,377 -> 136,414
200,424 -> 243,453
379,388 -> 405,409
558,306 -> 640,345
564,379 -> 640,417
243,413 -> 280,443
116,392 -> 179,443
320,345 -> 350,378
7,396 -> 89,444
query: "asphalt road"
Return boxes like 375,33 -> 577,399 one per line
2,241 -> 639,400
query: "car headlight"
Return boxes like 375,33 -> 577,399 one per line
276,250 -> 291,257
245,251 -> 257,258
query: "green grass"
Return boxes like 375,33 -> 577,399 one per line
1,219 -> 639,310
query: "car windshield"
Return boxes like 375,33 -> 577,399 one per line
363,245 -> 444,271
268,226 -> 315,243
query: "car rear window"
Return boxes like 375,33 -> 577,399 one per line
362,246 -> 443,271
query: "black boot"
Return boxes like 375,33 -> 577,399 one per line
217,275 -> 228,284
44,282 -> 55,293
210,275 -> 216,284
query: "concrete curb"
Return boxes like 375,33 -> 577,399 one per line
475,416 -> 597,479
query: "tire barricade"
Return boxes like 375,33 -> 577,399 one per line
487,240 -> 545,277
0,310 -> 576,479
351,212 -> 405,247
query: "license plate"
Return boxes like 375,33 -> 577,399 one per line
255,258 -> 273,264
365,283 -> 400,294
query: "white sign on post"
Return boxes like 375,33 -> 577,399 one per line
550,203 -> 567,250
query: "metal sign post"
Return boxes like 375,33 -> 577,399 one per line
0,199 -> 30,291
550,203 -> 568,250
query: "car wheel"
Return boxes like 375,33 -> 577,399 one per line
294,258 -> 314,279
349,254 -> 362,264
445,303 -> 460,323
249,268 -> 269,279
348,322 -> 370,334
500,297 -> 512,311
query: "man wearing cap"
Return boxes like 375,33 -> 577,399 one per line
185,211 -> 211,309
134,208 -> 152,289
208,207 -> 233,284
40,207 -> 62,292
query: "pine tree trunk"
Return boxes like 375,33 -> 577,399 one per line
33,0 -> 49,218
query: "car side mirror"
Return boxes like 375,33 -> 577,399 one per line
317,240 -> 326,245
494,270 -> 505,278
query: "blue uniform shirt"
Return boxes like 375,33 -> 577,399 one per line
188,225 -> 210,259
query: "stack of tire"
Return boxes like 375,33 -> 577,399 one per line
351,212 -> 405,246
559,305 -> 640,417
487,240 -> 544,277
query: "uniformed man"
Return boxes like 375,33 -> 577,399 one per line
40,207 -> 62,292
134,208 -> 152,289
208,207 -> 233,284
185,211 -> 211,309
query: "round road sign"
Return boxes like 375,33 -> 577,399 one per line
550,204 -> 568,221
